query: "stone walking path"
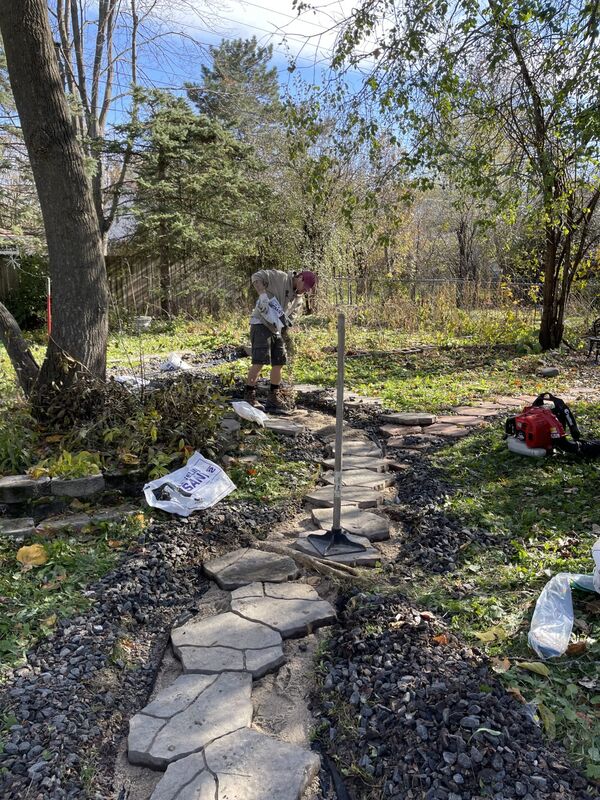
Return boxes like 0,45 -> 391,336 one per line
120,390 -> 533,799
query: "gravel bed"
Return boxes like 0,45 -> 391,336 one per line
0,447 -> 315,799
315,591 -> 596,800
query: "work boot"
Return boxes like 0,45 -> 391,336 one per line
243,385 -> 264,410
265,384 -> 293,415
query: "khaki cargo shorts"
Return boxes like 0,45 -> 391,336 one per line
250,324 -> 287,366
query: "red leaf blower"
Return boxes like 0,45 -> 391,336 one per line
504,392 -> 600,457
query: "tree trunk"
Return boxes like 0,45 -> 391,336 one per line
0,301 -> 39,394
0,0 -> 109,391
539,226 -> 563,350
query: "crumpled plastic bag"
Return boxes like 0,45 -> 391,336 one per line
114,375 -> 147,388
232,401 -> 268,426
528,536 -> 600,658
160,352 -> 192,372
143,452 -> 235,516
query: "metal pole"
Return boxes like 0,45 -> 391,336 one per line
331,312 -> 345,534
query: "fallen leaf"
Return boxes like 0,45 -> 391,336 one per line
28,466 -> 50,480
16,544 -> 48,567
432,633 -> 449,646
107,539 -> 124,549
566,641 -> 588,656
44,434 -> 63,444
42,614 -> 57,627
120,452 -> 140,465
537,703 -> 556,738
517,661 -> 550,677
474,625 -> 507,643
507,686 -> 527,704
491,657 -> 511,674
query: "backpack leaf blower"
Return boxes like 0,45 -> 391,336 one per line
504,392 -> 600,457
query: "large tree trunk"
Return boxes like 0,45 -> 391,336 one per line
0,0 -> 108,393
539,226 -> 564,350
0,301 -> 39,394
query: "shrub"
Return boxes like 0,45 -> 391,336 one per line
4,254 -> 49,330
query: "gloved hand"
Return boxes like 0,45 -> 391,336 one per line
279,314 -> 293,329
257,292 -> 269,312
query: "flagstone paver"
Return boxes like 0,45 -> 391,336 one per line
310,507 -> 390,541
0,517 -> 35,539
171,612 -> 284,678
293,530 -> 381,566
264,418 -> 305,436
386,434 -> 443,449
149,728 -> 320,800
320,468 -> 395,490
304,485 -> 382,508
379,424 -> 423,437
128,672 -> 253,770
451,406 -> 499,417
436,415 -> 486,426
424,423 -> 472,438
380,412 -> 437,426
321,455 -> 389,472
329,440 -> 382,458
203,548 -> 299,590
231,581 -> 336,638
494,396 -> 528,408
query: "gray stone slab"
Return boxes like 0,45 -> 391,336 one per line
494,396 -> 526,408
0,475 -> 50,504
89,505 -> 138,524
51,474 -> 105,497
293,383 -> 324,394
220,418 -> 241,434
329,440 -> 382,458
538,367 -> 559,377
304,485 -> 381,509
231,581 -> 336,638
264,418 -> 304,437
379,424 -> 422,437
150,728 -> 320,800
128,672 -> 252,770
436,415 -> 486,426
425,423 -> 472,438
321,456 -> 389,472
171,611 -> 284,678
386,434 -> 442,450
293,531 -> 381,567
311,507 -> 390,541
451,406 -> 499,417
320,469 -> 394,490
203,548 -> 299,590
36,513 -> 92,533
380,412 -> 437,426
0,517 -> 35,539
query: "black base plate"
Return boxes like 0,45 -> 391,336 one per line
306,528 -> 367,557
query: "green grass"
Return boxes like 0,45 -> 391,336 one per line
0,513 -> 147,676
412,405 -> 600,778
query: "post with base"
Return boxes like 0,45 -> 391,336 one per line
307,312 -> 366,557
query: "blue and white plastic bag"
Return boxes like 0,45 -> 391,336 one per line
144,452 -> 236,516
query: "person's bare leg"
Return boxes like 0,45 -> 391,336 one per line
269,365 -> 283,385
246,364 -> 263,386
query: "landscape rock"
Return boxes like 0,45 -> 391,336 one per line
329,440 -> 382,458
171,611 -> 284,678
150,728 -> 320,800
264,418 -> 304,437
311,506 -> 390,541
424,424 -> 472,438
203,547 -> 299,590
321,455 -> 389,472
380,412 -> 437,426
36,513 -> 92,533
0,475 -> 50,504
50,475 -> 105,498
379,424 -> 423,437
538,367 -> 559,377
451,406 -> 499,417
230,581 -> 336,638
320,469 -> 394,490
128,672 -> 252,770
0,517 -> 35,540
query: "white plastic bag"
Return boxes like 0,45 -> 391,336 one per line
143,452 -> 235,516
113,375 -> 147,388
232,401 -> 268,427
159,352 -> 191,372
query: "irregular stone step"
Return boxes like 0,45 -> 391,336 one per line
379,424 -> 422,437
171,611 -> 284,679
293,530 -> 381,566
451,406 -> 499,417
203,548 -> 299,590
0,517 -> 35,540
473,401 -> 508,409
231,581 -> 336,638
304,485 -> 381,509
386,434 -> 442,450
320,469 -> 395,490
424,424 -> 472,438
329,440 -> 382,458
436,415 -> 486,427
0,475 -> 50,504
51,474 -> 105,498
149,728 -> 320,800
494,396 -> 527,408
380,412 -> 437,426
264,418 -> 304,437
321,456 -> 390,472
36,513 -> 92,533
128,672 -> 252,770
311,507 -> 390,541
538,366 -> 559,377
